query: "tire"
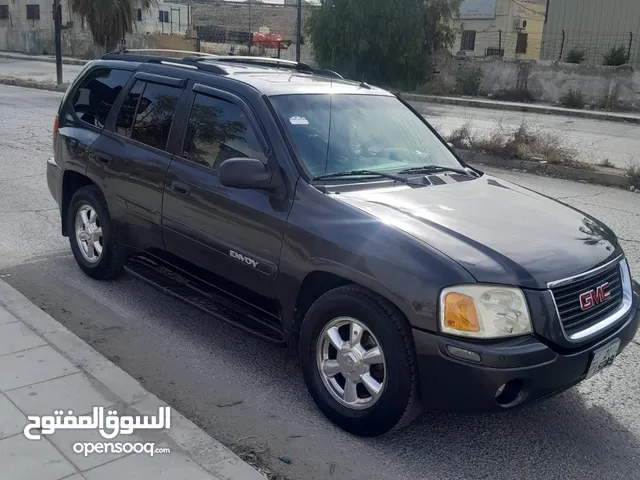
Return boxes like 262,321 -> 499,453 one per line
299,285 -> 421,436
67,185 -> 124,280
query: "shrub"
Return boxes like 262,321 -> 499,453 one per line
455,66 -> 483,96
559,89 -> 586,109
565,48 -> 586,64
603,45 -> 629,66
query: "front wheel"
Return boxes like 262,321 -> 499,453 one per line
299,285 -> 421,436
67,186 -> 124,280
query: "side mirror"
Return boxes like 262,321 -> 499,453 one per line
218,157 -> 275,190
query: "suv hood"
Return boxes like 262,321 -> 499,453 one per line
330,175 -> 621,289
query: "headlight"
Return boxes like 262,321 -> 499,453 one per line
439,285 -> 532,339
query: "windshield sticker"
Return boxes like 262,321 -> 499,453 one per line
289,116 -> 309,125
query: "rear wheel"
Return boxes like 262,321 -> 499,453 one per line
299,285 -> 421,436
67,186 -> 124,280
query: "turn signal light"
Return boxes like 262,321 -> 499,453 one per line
443,292 -> 480,332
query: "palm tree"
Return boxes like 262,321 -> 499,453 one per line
69,0 -> 156,56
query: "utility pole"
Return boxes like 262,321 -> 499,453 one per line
295,0 -> 302,62
53,0 -> 63,85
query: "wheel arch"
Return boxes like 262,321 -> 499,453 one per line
287,264 -> 416,344
61,171 -> 98,236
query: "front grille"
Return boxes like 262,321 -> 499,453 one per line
551,263 -> 623,336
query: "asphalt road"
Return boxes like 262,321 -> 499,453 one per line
0,84 -> 639,480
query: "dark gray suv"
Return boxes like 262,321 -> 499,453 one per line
47,51 -> 640,437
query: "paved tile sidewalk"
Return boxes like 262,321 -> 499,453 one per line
0,280 -> 263,480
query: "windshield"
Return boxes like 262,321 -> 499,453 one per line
270,94 -> 463,179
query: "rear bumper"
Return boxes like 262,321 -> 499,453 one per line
413,289 -> 639,412
47,157 -> 63,208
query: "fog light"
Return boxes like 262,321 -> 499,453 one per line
495,379 -> 524,407
446,345 -> 481,363
495,383 -> 506,398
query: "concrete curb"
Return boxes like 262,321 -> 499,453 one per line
403,93 -> 640,125
0,52 -> 89,66
460,150 -> 634,190
0,76 -> 69,92
0,279 -> 265,480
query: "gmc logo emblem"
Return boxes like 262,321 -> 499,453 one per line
579,283 -> 611,311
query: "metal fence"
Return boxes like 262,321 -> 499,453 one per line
540,31 -> 639,66
190,2 -> 313,63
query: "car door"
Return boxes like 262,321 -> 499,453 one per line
87,71 -> 187,252
162,82 -> 289,300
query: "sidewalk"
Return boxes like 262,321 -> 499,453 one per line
0,51 -> 89,66
0,280 -> 263,480
401,93 -> 640,125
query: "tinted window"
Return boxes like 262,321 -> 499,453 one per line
182,94 -> 266,169
115,80 -> 145,137
130,82 -> 182,151
70,68 -> 132,128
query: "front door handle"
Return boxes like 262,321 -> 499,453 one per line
171,181 -> 191,196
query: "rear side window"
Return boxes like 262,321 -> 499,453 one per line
70,68 -> 132,128
182,93 -> 266,169
125,82 -> 182,151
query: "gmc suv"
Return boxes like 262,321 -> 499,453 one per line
47,50 -> 640,437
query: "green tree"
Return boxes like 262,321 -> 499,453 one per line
307,0 -> 459,89
70,0 -> 156,56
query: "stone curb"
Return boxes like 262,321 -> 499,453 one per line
403,93 -> 640,125
0,279 -> 265,480
460,150 -> 634,190
0,52 -> 89,66
0,76 -> 69,92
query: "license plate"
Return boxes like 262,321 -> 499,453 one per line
586,339 -> 620,380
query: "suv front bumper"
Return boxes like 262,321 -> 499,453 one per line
413,288 -> 639,411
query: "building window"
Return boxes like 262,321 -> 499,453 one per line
516,33 -> 528,54
0,5 -> 9,20
159,10 -> 169,23
137,8 -> 142,21
26,4 -> 40,20
460,30 -> 476,51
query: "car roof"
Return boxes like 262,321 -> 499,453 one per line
200,62 -> 393,97
94,53 -> 394,98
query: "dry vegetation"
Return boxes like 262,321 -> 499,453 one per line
446,120 -> 594,170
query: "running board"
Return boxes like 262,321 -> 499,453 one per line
125,255 -> 286,344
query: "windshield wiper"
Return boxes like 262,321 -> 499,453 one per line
396,165 -> 478,177
313,169 -> 419,184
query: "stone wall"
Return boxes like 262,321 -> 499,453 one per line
0,27 -> 197,59
430,55 -> 640,110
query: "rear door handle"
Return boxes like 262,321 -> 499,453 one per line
171,181 -> 191,196
90,153 -> 112,165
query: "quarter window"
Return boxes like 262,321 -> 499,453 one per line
70,68 -> 133,128
130,82 -> 182,151
182,93 -> 266,169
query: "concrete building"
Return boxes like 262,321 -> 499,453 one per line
451,0 -> 547,60
0,0 -> 189,36
540,0 -> 640,66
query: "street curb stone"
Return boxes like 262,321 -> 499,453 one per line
460,150 -> 632,190
0,76 -> 69,92
403,93 -> 640,125
0,279 -> 265,480
0,52 -> 89,66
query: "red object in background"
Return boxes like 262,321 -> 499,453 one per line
252,32 -> 288,50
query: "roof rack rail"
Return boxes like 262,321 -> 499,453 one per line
210,56 -> 344,79
101,50 -> 227,75
109,48 -> 219,58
